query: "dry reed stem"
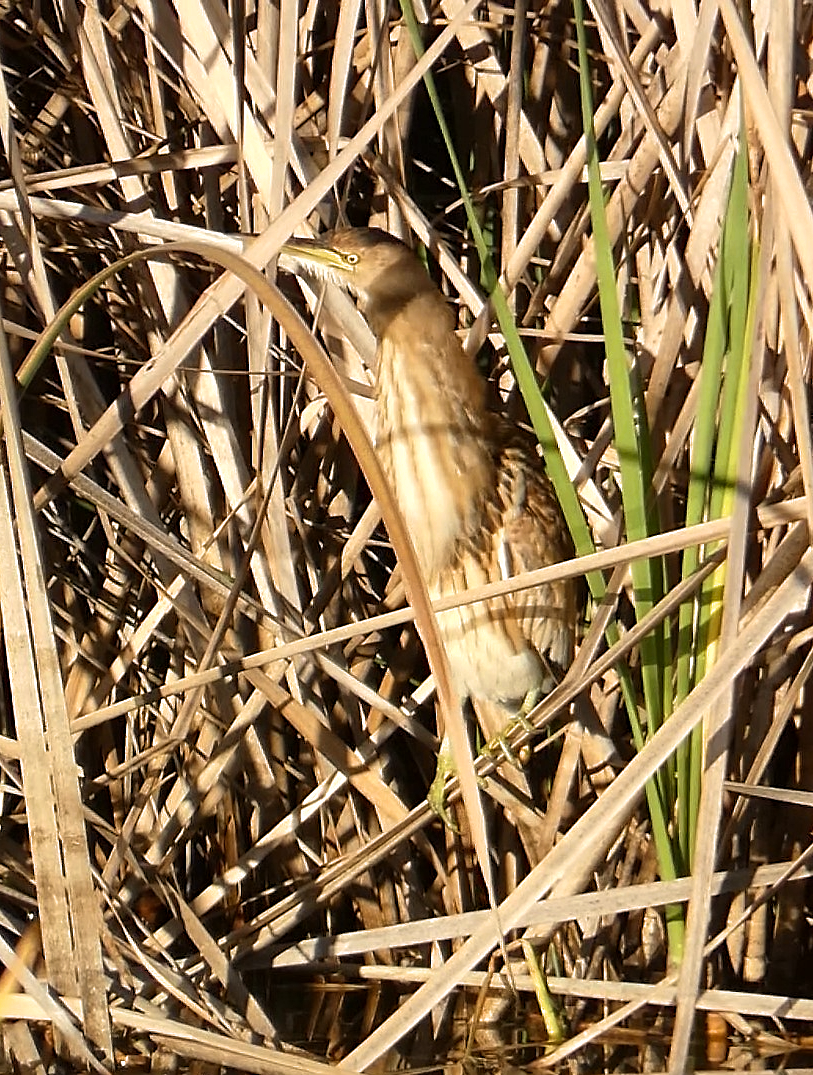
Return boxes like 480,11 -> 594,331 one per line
0,2 -> 811,1072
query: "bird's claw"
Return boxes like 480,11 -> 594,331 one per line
481,708 -> 536,767
481,686 -> 541,764
482,730 -> 520,765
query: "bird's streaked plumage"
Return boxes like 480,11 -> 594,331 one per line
280,228 -> 576,824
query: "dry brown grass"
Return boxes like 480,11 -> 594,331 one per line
0,1 -> 812,1072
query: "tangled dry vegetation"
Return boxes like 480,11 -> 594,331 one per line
1,0 -> 813,1072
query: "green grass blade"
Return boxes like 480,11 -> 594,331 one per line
572,0 -> 683,955
573,0 -> 668,728
673,134 -> 756,867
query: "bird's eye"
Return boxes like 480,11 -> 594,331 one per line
345,253 -> 359,266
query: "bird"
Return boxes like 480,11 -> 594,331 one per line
279,227 -> 577,829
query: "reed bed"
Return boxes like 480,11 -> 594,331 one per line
0,1 -> 812,1072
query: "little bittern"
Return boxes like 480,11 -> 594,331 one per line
280,228 -> 576,824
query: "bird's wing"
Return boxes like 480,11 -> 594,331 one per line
493,450 -> 576,670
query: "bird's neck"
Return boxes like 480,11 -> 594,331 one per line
373,292 -> 495,577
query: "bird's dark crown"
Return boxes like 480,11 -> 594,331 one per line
281,227 -> 439,330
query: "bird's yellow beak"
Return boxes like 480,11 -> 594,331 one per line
279,237 -> 347,274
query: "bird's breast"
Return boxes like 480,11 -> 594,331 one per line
375,334 -> 493,577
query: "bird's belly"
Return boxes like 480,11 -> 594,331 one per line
436,601 -> 544,708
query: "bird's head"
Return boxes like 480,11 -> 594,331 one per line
279,228 -> 437,331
